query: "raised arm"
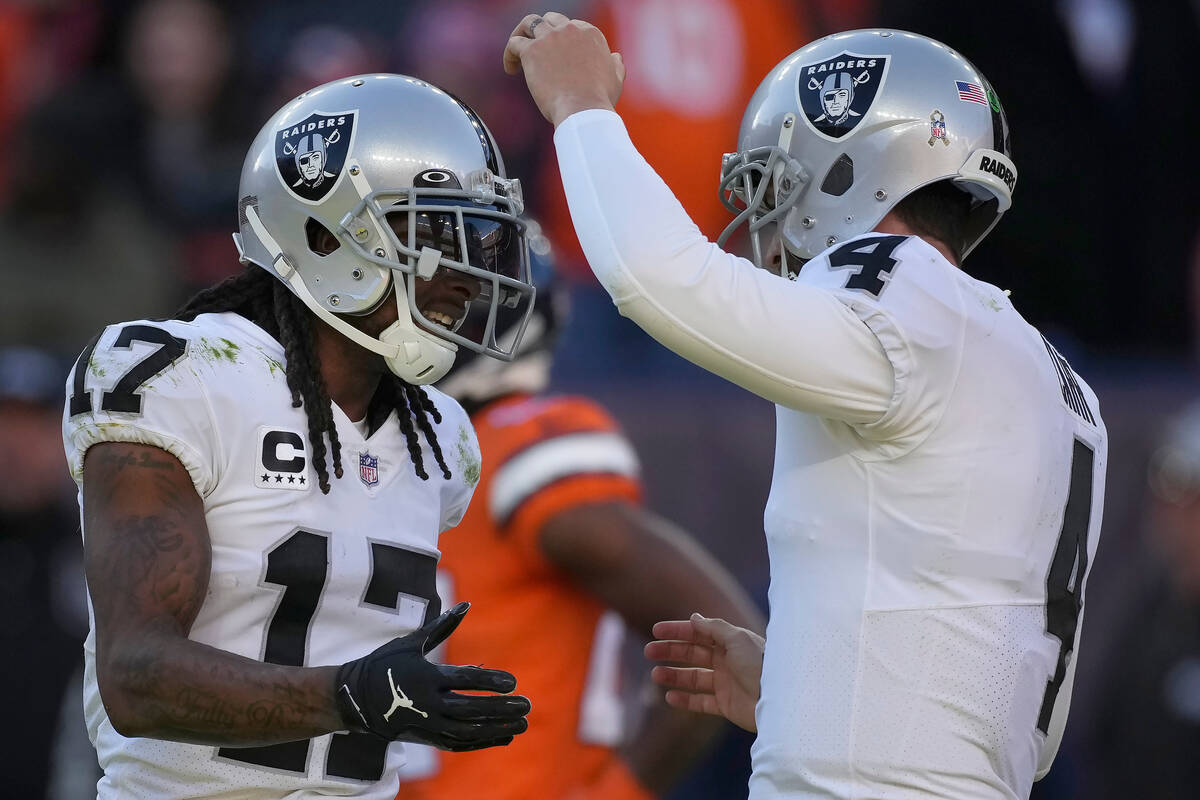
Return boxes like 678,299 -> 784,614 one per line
506,14 -> 894,421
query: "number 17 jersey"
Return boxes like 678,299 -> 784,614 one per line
63,311 -> 481,799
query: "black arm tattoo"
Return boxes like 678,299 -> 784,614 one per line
83,442 -> 343,745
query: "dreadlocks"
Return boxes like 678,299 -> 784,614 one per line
176,266 -> 451,493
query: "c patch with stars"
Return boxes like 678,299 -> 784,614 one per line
255,427 -> 311,491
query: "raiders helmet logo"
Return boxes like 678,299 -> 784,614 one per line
796,52 -> 889,140
275,110 -> 357,202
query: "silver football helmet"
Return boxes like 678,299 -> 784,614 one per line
233,74 -> 535,384
718,29 -> 1016,272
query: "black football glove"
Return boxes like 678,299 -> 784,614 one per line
334,601 -> 530,751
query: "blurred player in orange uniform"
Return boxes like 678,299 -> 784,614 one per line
396,233 -> 764,799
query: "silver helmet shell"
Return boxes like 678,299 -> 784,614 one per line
233,74 -> 535,384
718,29 -> 1016,270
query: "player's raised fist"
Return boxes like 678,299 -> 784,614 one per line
503,11 -> 625,126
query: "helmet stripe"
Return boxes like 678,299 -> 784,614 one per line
445,91 -> 500,175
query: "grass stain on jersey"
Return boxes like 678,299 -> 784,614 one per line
456,426 -> 480,487
195,337 -> 242,365
967,284 -> 1006,313
260,353 -> 284,376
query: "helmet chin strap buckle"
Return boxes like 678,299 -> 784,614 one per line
375,278 -> 459,384
416,246 -> 441,280
380,323 -> 456,383
243,203 -> 297,278
232,233 -> 248,264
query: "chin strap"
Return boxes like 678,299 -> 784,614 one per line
242,203 -> 457,384
340,158 -> 457,380
762,114 -> 797,274
242,203 -> 402,359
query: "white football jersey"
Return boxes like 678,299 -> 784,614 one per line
62,311 -> 481,800
555,109 -> 1108,799
750,235 -> 1106,799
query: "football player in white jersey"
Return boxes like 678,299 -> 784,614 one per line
63,75 -> 536,799
506,14 -> 1107,800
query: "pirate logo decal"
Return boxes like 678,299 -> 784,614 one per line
275,110 -> 356,202
797,52 -> 889,140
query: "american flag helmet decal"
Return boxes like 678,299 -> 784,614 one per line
955,80 -> 988,105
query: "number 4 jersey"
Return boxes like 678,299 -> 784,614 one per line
751,234 -> 1108,800
557,109 -> 1109,799
62,311 -> 481,800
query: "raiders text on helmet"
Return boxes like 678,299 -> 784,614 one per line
233,74 -> 536,384
718,29 -> 1016,271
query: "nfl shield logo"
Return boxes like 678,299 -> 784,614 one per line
275,110 -> 356,203
928,110 -> 949,147
797,51 -> 889,140
359,452 -> 379,487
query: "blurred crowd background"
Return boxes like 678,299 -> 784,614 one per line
2,0 -> 1199,797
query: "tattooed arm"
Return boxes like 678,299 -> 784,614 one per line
83,442 -> 343,746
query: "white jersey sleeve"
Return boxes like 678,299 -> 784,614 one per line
63,320 -> 221,496
553,109 -> 894,424
429,387 -> 481,532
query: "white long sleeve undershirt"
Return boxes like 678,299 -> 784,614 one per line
553,109 -> 895,424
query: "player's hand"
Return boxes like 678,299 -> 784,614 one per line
644,613 -> 764,733
503,11 -> 626,126
334,602 -> 530,750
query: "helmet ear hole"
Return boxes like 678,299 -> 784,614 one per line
305,217 -> 340,257
820,154 -> 854,197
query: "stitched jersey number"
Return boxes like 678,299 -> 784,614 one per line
69,324 -> 187,416
1037,439 -> 1096,734
219,531 -> 440,781
827,235 -> 907,297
